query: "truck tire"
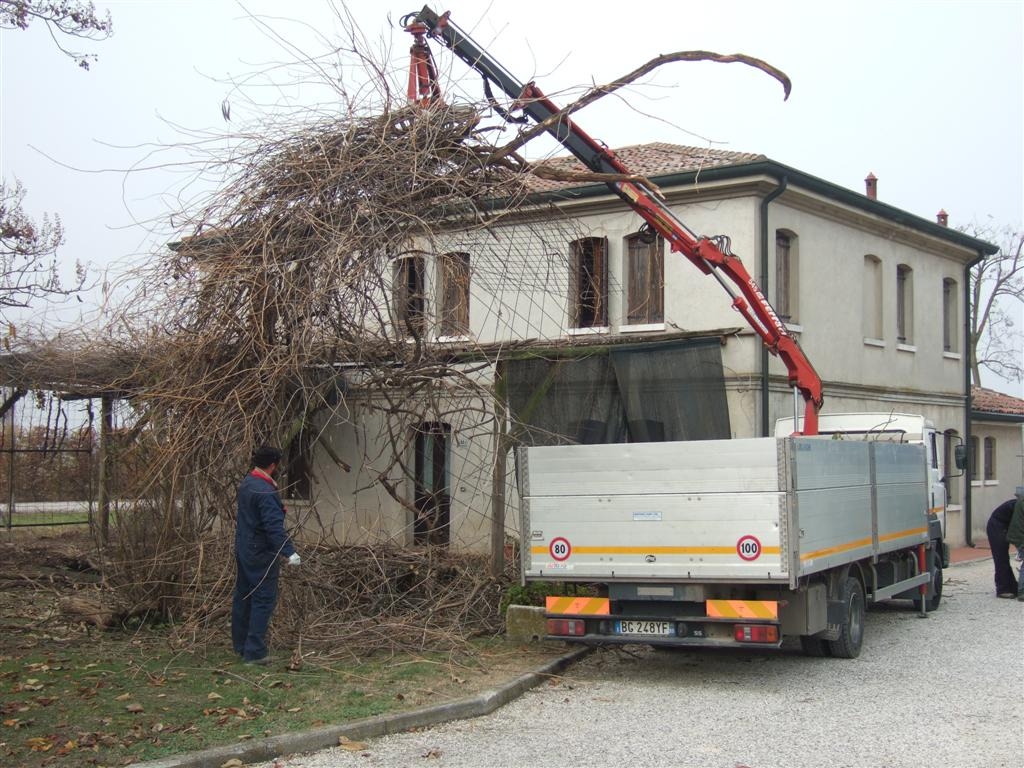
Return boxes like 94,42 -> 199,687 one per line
926,548 -> 943,612
828,576 -> 865,659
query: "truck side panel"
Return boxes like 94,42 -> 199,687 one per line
791,439 -> 928,577
521,438 -> 788,583
520,439 -> 783,497
793,485 -> 875,574
525,491 -> 786,581
872,442 -> 930,555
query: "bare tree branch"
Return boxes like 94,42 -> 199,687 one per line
965,222 -> 1023,386
0,0 -> 113,69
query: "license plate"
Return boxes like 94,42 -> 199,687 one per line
614,620 -> 674,636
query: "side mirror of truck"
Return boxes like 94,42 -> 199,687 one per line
954,444 -> 968,470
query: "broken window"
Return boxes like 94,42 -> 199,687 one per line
625,232 -> 664,325
570,236 -> 608,329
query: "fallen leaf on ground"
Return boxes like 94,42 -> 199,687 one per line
207,692 -> 223,701
339,735 -> 367,751
220,759 -> 243,768
126,703 -> 144,713
25,736 -> 54,752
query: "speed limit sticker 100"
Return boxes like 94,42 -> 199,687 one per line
736,535 -> 761,561
549,537 -> 572,561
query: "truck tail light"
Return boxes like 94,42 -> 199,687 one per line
734,624 -> 779,644
547,618 -> 586,636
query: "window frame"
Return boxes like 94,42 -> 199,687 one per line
862,254 -> 883,341
896,263 -> 914,345
983,436 -> 996,481
570,236 -> 609,329
942,277 -> 958,353
439,251 -> 471,338
625,232 -> 664,325
394,253 -> 427,338
775,230 -> 798,323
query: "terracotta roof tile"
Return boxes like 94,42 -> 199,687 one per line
971,386 -> 1024,416
524,142 -> 764,193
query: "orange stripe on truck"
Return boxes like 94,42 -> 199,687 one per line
706,599 -> 779,620
530,545 -> 781,556
800,527 -> 928,562
545,596 -> 610,615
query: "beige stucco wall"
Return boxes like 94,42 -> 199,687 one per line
968,420 -> 1024,546
310,385 -> 518,554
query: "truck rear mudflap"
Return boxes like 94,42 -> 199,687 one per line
544,595 -> 782,649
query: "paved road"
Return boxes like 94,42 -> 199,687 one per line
258,559 -> 1022,768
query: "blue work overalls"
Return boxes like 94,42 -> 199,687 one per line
231,470 -> 295,661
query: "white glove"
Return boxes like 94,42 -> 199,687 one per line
287,552 -> 301,566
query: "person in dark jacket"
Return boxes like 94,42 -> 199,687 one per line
1007,487 -> 1024,601
986,494 -> 1021,599
231,445 -> 300,664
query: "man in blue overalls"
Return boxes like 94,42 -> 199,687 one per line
232,445 -> 301,664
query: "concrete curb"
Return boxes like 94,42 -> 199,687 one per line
128,646 -> 591,768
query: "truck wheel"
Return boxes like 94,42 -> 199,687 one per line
828,577 -> 865,659
799,635 -> 832,657
926,549 -> 943,612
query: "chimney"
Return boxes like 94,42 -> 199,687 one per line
937,209 -> 948,227
865,172 -> 877,200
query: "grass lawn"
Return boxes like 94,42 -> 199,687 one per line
0,531 -> 567,767
0,629 -> 562,767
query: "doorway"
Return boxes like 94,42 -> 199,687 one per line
413,422 -> 450,546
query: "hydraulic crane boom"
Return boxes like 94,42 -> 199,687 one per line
406,7 -> 824,435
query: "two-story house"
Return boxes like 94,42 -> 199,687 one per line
303,144 -> 997,553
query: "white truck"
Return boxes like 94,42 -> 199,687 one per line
519,413 -> 962,658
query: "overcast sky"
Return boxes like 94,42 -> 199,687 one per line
1,0 -> 1022,393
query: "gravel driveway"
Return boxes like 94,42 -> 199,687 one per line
256,559 -> 1022,768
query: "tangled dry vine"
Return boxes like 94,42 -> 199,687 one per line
1,8 -> 790,658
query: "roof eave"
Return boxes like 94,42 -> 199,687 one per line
971,410 -> 1024,424
526,158 -> 999,256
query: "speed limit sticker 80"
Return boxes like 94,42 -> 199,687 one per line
549,537 -> 572,561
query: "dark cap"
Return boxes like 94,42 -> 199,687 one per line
252,445 -> 283,468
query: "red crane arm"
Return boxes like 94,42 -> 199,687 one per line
404,7 -> 823,434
